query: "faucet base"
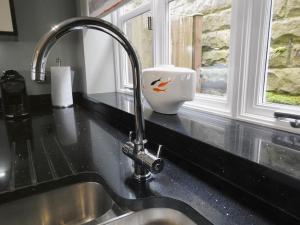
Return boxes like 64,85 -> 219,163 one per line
134,172 -> 151,182
134,164 -> 151,182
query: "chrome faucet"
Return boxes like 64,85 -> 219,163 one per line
31,17 -> 163,181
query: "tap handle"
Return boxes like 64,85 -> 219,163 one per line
148,144 -> 164,173
151,157 -> 164,174
122,141 -> 164,174
129,131 -> 134,142
157,145 -> 163,158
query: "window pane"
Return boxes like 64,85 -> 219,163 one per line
169,0 -> 232,96
125,11 -> 153,84
265,0 -> 300,106
122,0 -> 150,13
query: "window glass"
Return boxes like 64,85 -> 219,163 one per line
125,11 -> 153,84
265,0 -> 300,106
169,0 -> 232,96
122,0 -> 150,13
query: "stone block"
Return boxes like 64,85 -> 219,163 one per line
200,66 -> 227,82
200,66 -> 228,95
202,49 -> 229,66
269,46 -> 288,67
273,0 -> 287,19
291,44 -> 300,66
200,0 -> 231,15
202,30 -> 230,50
203,9 -> 231,33
269,44 -> 300,67
169,0 -> 231,16
286,0 -> 300,17
267,68 -> 300,94
271,17 -> 300,44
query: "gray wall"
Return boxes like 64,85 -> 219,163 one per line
0,0 -> 83,96
77,0 -> 116,95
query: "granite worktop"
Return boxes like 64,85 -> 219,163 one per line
81,92 -> 300,223
0,104 -> 295,225
86,93 -> 300,181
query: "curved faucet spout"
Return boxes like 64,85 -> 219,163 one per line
31,17 -> 164,181
31,17 -> 145,145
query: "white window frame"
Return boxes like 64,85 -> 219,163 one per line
235,0 -> 300,134
112,0 -> 300,134
181,0 -> 238,117
113,1 -> 152,94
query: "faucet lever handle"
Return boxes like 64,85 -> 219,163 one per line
129,131 -> 134,142
157,144 -> 163,158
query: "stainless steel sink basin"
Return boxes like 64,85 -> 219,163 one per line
0,182 -> 199,225
0,182 -> 114,225
99,208 -> 197,225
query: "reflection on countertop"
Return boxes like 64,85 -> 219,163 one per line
258,140 -> 300,179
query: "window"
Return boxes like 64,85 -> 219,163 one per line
169,0 -> 232,96
116,0 -> 153,87
115,0 -> 234,115
113,0 -> 300,134
235,0 -> 300,133
125,11 -> 153,84
265,0 -> 300,107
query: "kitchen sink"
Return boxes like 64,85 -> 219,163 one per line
0,182 -> 198,225
0,182 -> 115,225
98,208 -> 197,225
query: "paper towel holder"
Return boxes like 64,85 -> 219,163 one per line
56,57 -> 62,67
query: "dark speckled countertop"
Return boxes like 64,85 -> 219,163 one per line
0,104 -> 292,225
81,92 -> 300,223
87,93 -> 300,181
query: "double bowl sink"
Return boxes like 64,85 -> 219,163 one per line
0,182 -> 198,225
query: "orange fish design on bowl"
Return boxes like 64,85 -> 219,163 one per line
150,78 -> 172,93
142,66 -> 196,114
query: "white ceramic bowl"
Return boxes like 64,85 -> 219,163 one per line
142,65 -> 196,114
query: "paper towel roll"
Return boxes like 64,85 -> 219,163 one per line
50,66 -> 73,107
